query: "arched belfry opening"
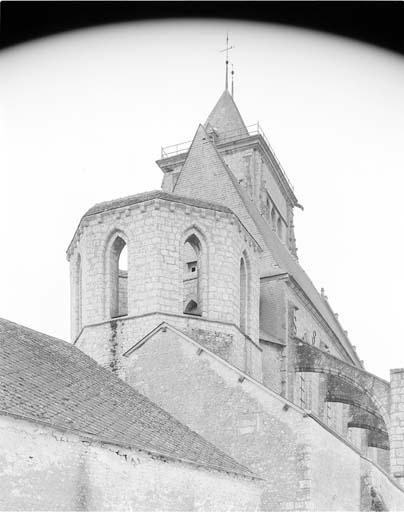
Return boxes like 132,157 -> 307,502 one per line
271,208 -> 276,229
183,234 -> 202,316
110,236 -> 128,318
75,253 -> 82,335
240,257 -> 247,332
277,217 -> 283,239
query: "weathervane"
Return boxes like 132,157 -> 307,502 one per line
220,33 -> 234,92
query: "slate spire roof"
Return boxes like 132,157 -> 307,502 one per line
204,89 -> 249,142
0,317 -> 255,478
173,109 -> 361,366
173,123 -> 265,247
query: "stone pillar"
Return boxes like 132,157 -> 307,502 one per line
390,368 -> 404,485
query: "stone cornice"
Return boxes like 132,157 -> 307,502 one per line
73,310 -> 262,349
260,272 -> 289,283
66,194 -> 262,260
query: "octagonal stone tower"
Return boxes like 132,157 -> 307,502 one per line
67,188 -> 262,380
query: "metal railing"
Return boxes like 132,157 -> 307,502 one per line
160,123 -> 294,192
253,122 -> 295,193
160,139 -> 192,159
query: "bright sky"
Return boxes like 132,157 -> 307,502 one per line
1,19 -> 403,380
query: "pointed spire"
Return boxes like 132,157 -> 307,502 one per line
174,124 -> 229,201
173,123 -> 265,248
204,90 -> 248,142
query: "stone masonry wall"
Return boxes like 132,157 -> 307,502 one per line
286,286 -> 342,358
124,329 -> 312,511
123,328 -> 404,511
221,146 -> 288,222
389,368 -> 404,488
360,456 -> 404,511
0,415 -> 260,512
283,284 -> 368,454
260,341 -> 283,394
260,279 -> 287,344
70,199 -> 260,337
76,313 -> 263,382
69,197 -> 261,370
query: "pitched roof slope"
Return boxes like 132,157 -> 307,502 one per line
0,318 -> 254,478
173,124 -> 266,248
172,125 -> 361,366
205,90 -> 249,141
253,206 -> 361,364
84,190 -> 233,217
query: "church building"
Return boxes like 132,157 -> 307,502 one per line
3,84 -> 404,510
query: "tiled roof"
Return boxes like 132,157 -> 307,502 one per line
0,318 -> 254,478
205,90 -> 249,142
84,190 -> 233,217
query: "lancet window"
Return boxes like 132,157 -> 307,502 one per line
110,236 -> 128,318
75,253 -> 82,334
240,257 -> 248,332
277,217 -> 283,239
183,234 -> 202,316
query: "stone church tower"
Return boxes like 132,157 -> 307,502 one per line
68,91 -> 266,377
67,88 -> 404,510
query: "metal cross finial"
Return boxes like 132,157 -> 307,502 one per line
220,33 -> 234,91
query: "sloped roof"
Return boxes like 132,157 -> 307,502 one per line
173,124 -> 266,248
205,90 -> 249,142
0,318 -> 255,478
172,123 -> 360,366
84,190 -> 233,217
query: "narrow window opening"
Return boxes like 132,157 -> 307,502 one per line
184,300 -> 199,315
110,236 -> 128,318
240,258 -> 247,332
76,254 -> 82,333
277,217 -> 283,239
271,208 -> 276,229
183,235 -> 202,316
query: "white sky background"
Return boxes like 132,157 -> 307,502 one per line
1,19 -> 403,380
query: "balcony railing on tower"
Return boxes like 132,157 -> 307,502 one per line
160,123 -> 294,192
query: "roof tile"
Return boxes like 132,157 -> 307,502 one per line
0,318 -> 254,478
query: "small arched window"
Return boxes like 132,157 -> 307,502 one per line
277,217 -> 283,239
110,236 -> 128,318
271,207 -> 276,229
184,300 -> 198,315
265,196 -> 271,221
183,234 -> 202,316
240,257 -> 247,332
